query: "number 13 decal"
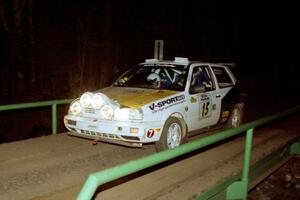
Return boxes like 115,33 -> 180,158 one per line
200,101 -> 212,119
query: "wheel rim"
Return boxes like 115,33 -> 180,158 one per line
231,108 -> 241,128
167,122 -> 182,149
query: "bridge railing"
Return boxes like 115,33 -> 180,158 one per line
0,99 -> 73,134
77,105 -> 300,200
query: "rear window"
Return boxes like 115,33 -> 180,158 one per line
212,67 -> 233,88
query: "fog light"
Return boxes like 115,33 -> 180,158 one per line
130,128 -> 139,134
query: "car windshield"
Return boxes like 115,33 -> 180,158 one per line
113,64 -> 189,91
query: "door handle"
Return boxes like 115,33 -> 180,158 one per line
216,94 -> 221,98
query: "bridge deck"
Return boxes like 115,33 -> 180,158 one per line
0,115 -> 299,200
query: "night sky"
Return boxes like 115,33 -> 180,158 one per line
0,1 -> 299,141
0,1 -> 298,102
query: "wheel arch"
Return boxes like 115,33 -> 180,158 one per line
169,112 -> 188,139
155,112 -> 188,151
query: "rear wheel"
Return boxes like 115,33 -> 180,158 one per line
155,117 -> 186,152
227,103 -> 244,128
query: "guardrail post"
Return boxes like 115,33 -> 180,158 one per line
242,128 -> 254,182
290,143 -> 300,155
77,174 -> 99,200
52,103 -> 57,134
226,128 -> 254,200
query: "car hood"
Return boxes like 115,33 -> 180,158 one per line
99,87 -> 179,109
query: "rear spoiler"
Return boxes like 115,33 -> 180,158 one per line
217,63 -> 236,68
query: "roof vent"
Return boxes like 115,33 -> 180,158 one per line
174,57 -> 189,64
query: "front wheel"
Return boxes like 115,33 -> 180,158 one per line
155,117 -> 186,152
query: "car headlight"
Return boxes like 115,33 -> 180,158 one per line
80,92 -> 93,107
101,105 -> 114,119
91,93 -> 104,109
114,108 -> 143,121
69,101 -> 82,115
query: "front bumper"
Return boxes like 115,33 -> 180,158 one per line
64,114 -> 164,147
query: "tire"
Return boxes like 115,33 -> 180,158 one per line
227,103 -> 244,129
155,117 -> 187,152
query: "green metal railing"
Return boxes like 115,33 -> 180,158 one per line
77,105 -> 300,200
0,99 -> 73,134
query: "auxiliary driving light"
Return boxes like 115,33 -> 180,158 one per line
80,92 -> 93,107
91,93 -> 104,109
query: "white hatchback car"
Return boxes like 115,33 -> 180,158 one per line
64,57 -> 244,151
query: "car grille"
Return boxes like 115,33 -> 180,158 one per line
80,129 -> 120,139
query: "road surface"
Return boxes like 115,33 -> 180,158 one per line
0,112 -> 299,200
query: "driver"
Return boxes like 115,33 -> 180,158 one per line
146,73 -> 161,88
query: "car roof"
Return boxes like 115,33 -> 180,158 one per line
140,57 -> 232,67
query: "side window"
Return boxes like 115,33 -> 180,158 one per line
189,66 -> 214,94
212,67 -> 233,88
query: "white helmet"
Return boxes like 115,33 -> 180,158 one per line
147,73 -> 161,88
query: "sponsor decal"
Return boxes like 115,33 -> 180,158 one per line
190,96 -> 197,103
154,128 -> 161,132
200,93 -> 209,101
147,129 -> 155,138
199,93 -> 212,119
149,95 -> 185,112
144,64 -> 175,67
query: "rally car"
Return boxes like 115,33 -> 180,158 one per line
64,57 -> 244,151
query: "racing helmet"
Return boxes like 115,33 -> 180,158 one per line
147,73 -> 161,88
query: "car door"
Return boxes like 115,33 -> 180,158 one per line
210,65 -> 236,121
186,65 -> 221,131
